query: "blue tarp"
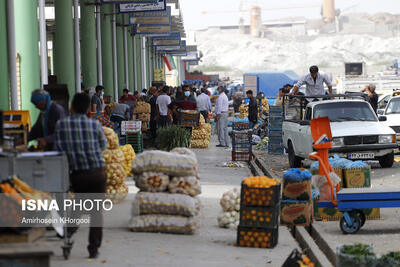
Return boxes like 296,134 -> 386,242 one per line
243,71 -> 299,99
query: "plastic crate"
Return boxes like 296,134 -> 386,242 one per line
239,205 -> 280,228
232,130 -> 252,142
269,115 -> 283,122
232,142 -> 252,152
232,122 -> 250,131
268,130 -> 282,137
240,183 -> 281,207
232,151 -> 252,162
268,137 -> 283,144
268,144 -> 284,155
121,120 -> 142,135
269,121 -> 283,128
237,226 -> 279,249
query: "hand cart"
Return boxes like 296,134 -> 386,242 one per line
0,152 -> 73,259
310,117 -> 399,235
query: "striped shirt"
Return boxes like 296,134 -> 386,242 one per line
55,114 -> 107,171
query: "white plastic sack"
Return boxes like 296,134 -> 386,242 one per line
131,150 -> 198,177
312,172 -> 341,201
132,192 -> 201,217
252,135 -> 262,144
134,172 -> 169,192
217,211 -> 239,229
170,147 -> 197,161
168,176 -> 201,197
130,215 -> 199,235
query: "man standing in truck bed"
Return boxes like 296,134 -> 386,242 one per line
290,65 -> 333,101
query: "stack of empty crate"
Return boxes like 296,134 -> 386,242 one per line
122,121 -> 143,154
268,106 -> 284,155
237,180 -> 281,248
232,121 -> 252,161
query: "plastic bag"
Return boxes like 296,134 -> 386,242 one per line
130,215 -> 199,235
337,245 -> 377,267
168,176 -> 201,197
312,172 -> 341,201
132,192 -> 201,217
283,169 -> 312,181
220,188 -> 240,212
344,161 -> 368,169
132,150 -> 198,177
217,211 -> 239,229
134,172 -> 169,192
252,135 -> 262,144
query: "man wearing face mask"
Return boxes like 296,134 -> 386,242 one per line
175,86 -> 197,110
91,85 -> 105,113
29,89 -> 66,150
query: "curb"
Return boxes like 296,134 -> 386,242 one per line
253,153 -> 335,267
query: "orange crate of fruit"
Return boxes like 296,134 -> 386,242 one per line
236,226 -> 278,249
239,205 -> 280,228
240,176 -> 281,207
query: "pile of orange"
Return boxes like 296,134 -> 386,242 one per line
243,176 -> 279,188
241,209 -> 273,227
238,229 -> 273,248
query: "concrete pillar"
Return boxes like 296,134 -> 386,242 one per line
141,36 -> 146,91
116,14 -> 125,95
127,30 -> 134,91
81,0 -> 98,89
54,0 -> 76,98
135,35 -> 142,91
0,0 -> 9,110
14,0 -> 40,117
101,4 -> 113,97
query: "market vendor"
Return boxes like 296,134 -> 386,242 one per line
246,90 -> 258,128
28,89 -> 66,150
110,103 -> 131,128
174,86 -> 197,111
91,85 -> 105,113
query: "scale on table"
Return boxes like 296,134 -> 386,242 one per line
2,110 -> 31,151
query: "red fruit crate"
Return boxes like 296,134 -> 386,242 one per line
236,226 -> 279,249
232,151 -> 252,162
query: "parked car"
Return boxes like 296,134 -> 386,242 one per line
283,99 -> 397,168
379,95 -> 400,151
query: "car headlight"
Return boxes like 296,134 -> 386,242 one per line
332,137 -> 344,147
379,135 -> 394,144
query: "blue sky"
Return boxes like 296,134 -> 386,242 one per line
180,0 -> 400,30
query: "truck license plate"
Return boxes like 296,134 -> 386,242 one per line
348,153 -> 374,159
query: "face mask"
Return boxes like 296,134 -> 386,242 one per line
100,92 -> 104,97
184,91 -> 190,97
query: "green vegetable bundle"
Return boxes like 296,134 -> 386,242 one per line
337,244 -> 377,267
156,125 -> 191,151
377,252 -> 400,267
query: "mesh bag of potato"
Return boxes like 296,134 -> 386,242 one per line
129,214 -> 199,235
103,127 -> 119,149
132,192 -> 201,217
106,183 -> 128,204
134,172 -> 169,192
134,102 -> 151,114
131,150 -> 198,177
239,104 -> 249,119
168,176 -> 201,197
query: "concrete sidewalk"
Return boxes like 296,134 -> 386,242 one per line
49,137 -> 298,267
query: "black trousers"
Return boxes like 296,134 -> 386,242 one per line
150,120 -> 157,139
70,168 -> 106,255
200,111 -> 209,123
159,115 -> 169,127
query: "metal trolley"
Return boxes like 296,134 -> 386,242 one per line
0,152 -> 73,259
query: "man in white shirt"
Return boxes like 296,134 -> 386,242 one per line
215,86 -> 230,147
156,86 -> 171,127
197,88 -> 212,122
290,66 -> 332,102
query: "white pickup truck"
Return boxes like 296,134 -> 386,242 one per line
380,95 -> 400,149
282,99 -> 397,168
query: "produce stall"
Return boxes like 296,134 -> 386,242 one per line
130,148 -> 201,234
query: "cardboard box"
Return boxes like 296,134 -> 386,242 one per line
343,167 -> 371,188
282,179 -> 311,201
280,200 -> 312,226
311,168 -> 344,188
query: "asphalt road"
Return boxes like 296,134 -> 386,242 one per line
368,159 -> 400,187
